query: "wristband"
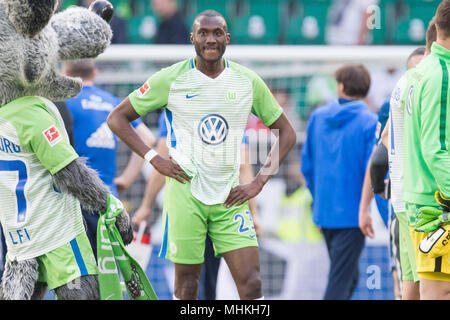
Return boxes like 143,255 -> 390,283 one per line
144,149 -> 158,162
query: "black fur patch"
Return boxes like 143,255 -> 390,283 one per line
26,0 -> 57,36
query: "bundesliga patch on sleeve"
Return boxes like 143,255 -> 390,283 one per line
42,125 -> 63,147
137,81 -> 151,97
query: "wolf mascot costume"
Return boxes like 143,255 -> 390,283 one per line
0,0 -> 133,300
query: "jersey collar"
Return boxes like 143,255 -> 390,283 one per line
190,57 -> 230,81
431,42 -> 450,62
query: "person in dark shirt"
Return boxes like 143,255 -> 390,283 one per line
151,0 -> 189,44
54,101 -> 75,146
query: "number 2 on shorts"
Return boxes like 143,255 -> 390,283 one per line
234,210 -> 255,233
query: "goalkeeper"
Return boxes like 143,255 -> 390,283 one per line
403,0 -> 450,299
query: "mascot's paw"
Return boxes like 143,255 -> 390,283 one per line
1,258 -> 39,300
116,210 -> 133,246
89,0 -> 114,23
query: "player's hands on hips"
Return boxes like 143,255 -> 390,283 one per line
359,208 -> 374,238
151,155 -> 191,184
224,180 -> 263,208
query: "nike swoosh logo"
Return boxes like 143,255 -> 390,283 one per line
186,94 -> 199,99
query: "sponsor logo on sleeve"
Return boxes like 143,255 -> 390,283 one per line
137,82 -> 151,97
42,125 -> 63,147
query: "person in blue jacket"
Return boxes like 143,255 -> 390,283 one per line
301,64 -> 377,300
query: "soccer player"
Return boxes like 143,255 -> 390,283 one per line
107,10 -> 296,300
63,59 -> 156,258
130,112 -> 261,300
403,1 -> 450,299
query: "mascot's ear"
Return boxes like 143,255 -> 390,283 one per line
88,0 -> 114,23
4,0 -> 58,37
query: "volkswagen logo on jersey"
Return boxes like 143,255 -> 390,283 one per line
198,114 -> 229,145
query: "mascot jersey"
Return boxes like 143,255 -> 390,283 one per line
65,85 -> 142,197
129,58 -> 283,205
0,96 -> 84,261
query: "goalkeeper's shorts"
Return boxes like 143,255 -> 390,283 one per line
159,177 -> 258,264
407,203 -> 450,281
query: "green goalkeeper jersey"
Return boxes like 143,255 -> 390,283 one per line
0,96 -> 84,261
403,43 -> 450,208
129,58 -> 283,205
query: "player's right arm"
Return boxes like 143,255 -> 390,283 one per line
108,67 -> 190,184
108,97 -> 190,184
132,137 -> 169,226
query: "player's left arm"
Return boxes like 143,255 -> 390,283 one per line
225,113 -> 296,207
420,78 -> 450,198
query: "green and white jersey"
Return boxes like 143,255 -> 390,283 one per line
130,58 -> 283,205
0,96 -> 84,261
388,72 -> 412,214
403,43 -> 450,208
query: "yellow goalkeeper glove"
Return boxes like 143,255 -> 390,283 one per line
415,206 -> 450,233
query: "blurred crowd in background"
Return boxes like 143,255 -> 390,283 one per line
60,0 -> 438,46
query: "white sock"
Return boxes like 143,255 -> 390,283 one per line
173,294 -> 180,300
254,296 -> 265,300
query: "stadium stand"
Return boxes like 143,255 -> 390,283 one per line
59,0 -> 438,45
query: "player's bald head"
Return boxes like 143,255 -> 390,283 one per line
406,47 -> 425,70
192,10 -> 227,32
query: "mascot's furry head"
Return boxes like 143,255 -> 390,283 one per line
0,0 -> 113,106
0,0 -> 136,301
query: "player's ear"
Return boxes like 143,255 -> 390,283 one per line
337,82 -> 345,96
226,32 -> 231,44
190,32 -> 194,44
